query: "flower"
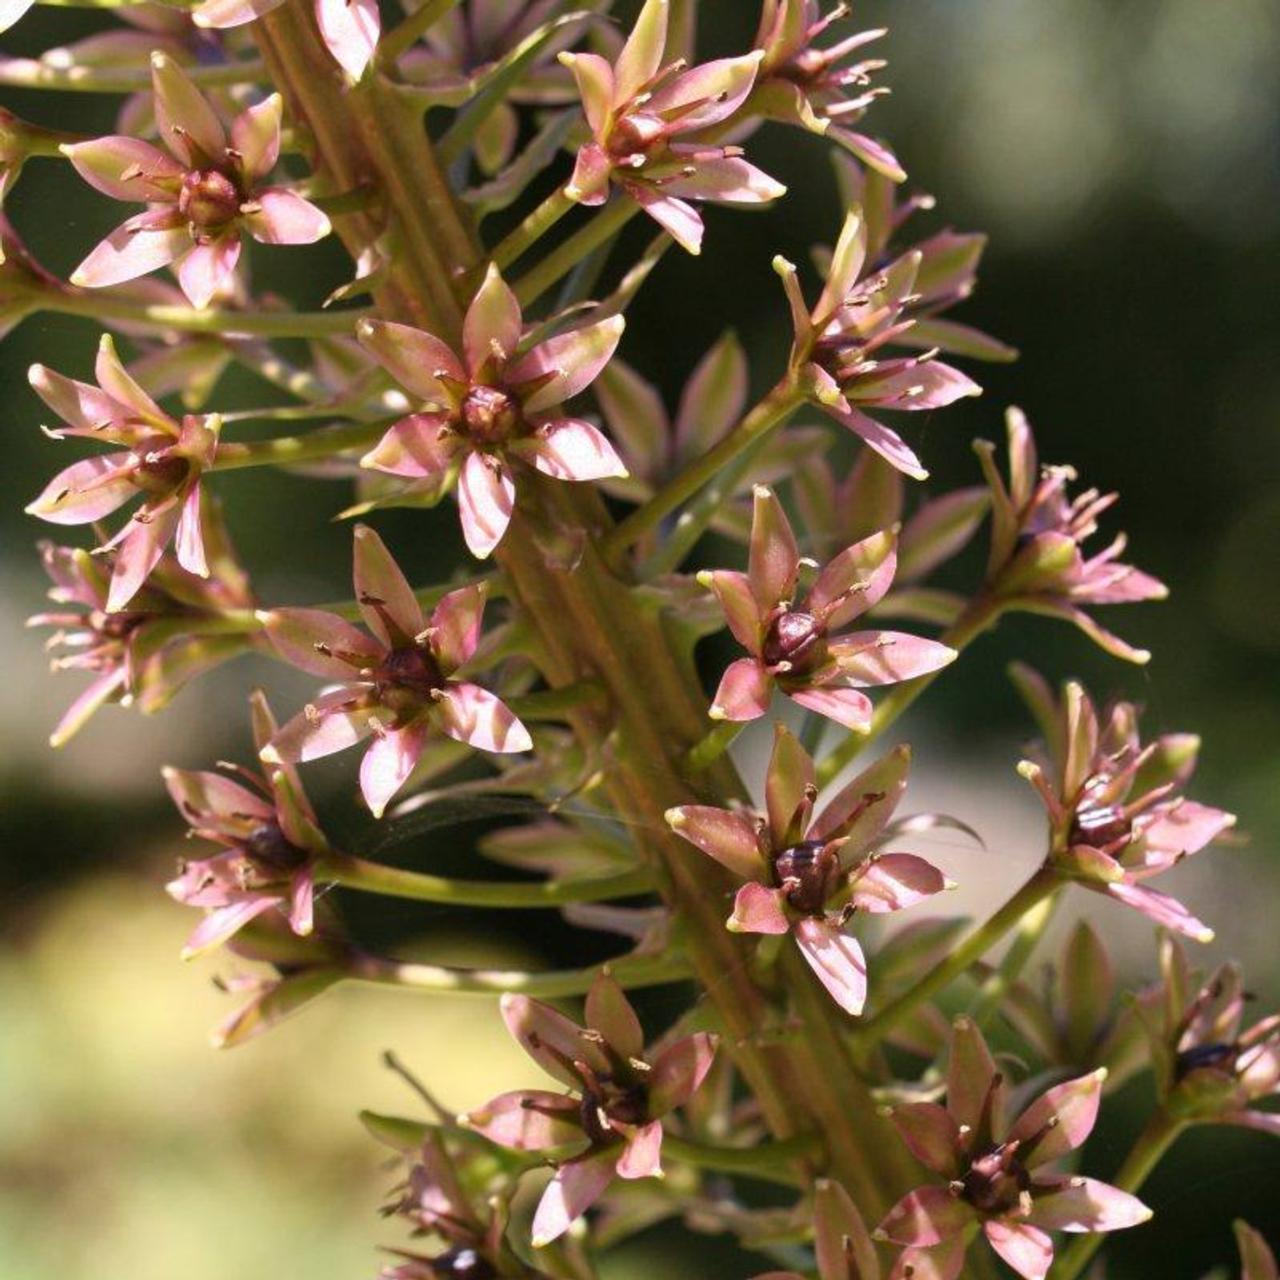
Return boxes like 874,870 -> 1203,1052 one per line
560,0 -> 785,254
259,524 -> 532,817
777,205 -> 983,480
752,0 -> 904,182
62,54 -> 330,307
164,690 -> 328,959
1012,665 -> 1235,942
460,972 -> 717,1246
667,724 -> 949,1015
976,407 -> 1168,663
698,485 -> 956,729
357,264 -> 627,558
751,1176 -> 881,1279
1139,933 -> 1280,1138
25,334 -> 221,610
192,0 -> 377,81
877,1017 -> 1152,1280
28,500 -> 256,745
1236,1221 -> 1279,1280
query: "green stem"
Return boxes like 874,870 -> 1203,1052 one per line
378,0 -> 461,65
968,886 -> 1062,1030
211,418 -> 394,470
307,185 -> 380,217
46,292 -> 366,339
853,865 -> 1061,1052
506,681 -> 606,721
512,198 -> 639,307
603,380 -> 805,562
320,853 -> 651,908
815,596 -> 1004,788
491,186 -> 577,271
0,57 -> 264,93
662,1131 -> 822,1187
353,946 -> 692,998
1050,1111 -> 1186,1280
685,719 -> 744,771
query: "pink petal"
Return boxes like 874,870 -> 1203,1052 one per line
616,1119 -> 664,1179
352,523 -> 424,646
888,1238 -> 968,1280
70,220 -> 190,289
457,450 -> 515,558
63,136 -> 183,201
809,528 -> 898,627
1027,1177 -> 1152,1233
355,319 -> 465,401
501,991 -> 607,1089
729,882 -> 791,935
748,486 -> 800,611
854,360 -> 982,411
530,1149 -> 616,1247
809,743 -> 910,846
827,403 -> 928,480
566,139 -> 614,205
983,1220 -> 1053,1280
181,895 -> 280,959
665,804 -> 764,881
877,1185 -> 973,1247
787,685 -> 873,732
265,690 -> 378,764
463,1089 -> 584,1151
26,455 -> 136,525
244,188 -> 331,244
260,607 -> 381,679
562,53 -> 614,138
585,972 -> 645,1060
947,1016 -> 1003,1138
887,1102 -> 962,1179
765,722 -> 816,848
1140,800 -> 1235,859
192,0 -> 285,28
463,263 -> 522,371
850,853 -> 948,914
28,365 -> 132,434
648,1032 -> 718,1115
1105,880 -> 1214,942
359,719 -> 429,818
612,0 -> 667,102
517,418 -> 628,481
107,498 -> 182,610
95,334 -> 167,424
702,570 -> 763,651
315,0 -> 379,79
662,156 -> 785,205
230,92 -> 282,182
829,127 -> 906,184
49,668 -> 128,748
627,183 -> 705,254
813,1178 -> 880,1280
509,315 -> 625,414
361,413 -> 459,478
710,657 -> 773,721
176,234 -> 242,310
174,482 -> 208,577
164,766 -> 272,827
429,583 -> 486,672
647,53 -> 761,130
1008,1069 -> 1104,1167
152,53 -> 226,166
827,631 -> 957,687
434,682 -> 531,753
794,916 -> 867,1016
288,868 -> 314,935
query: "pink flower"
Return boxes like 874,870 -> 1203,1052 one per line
977,407 -> 1168,663
698,485 -> 956,729
877,1017 -> 1152,1280
667,724 -> 949,1016
192,0 -> 377,81
753,0 -> 904,182
1141,933 -> 1280,1140
29,501 -> 256,745
62,54 -> 330,307
560,0 -> 785,254
778,206 -> 983,480
25,334 -> 220,611
752,1176 -> 880,1279
165,690 -> 327,959
259,524 -> 532,817
1013,666 -> 1235,943
461,972 -> 717,1246
357,264 -> 627,558
1236,1222 -> 1280,1280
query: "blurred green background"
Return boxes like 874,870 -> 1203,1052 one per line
2,1 -> 1278,1276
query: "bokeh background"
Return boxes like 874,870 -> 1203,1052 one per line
2,1 -> 1277,1276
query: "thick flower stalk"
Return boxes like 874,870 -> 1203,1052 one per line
668,724 -> 949,1015
561,0 -> 785,253
699,485 -> 955,727
260,524 -> 531,817
1013,665 -> 1235,941
877,1018 -> 1152,1280
358,264 -> 627,557
461,973 -> 717,1246
63,54 -> 330,306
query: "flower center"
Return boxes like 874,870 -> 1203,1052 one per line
962,1144 -> 1030,1215
580,1081 -> 650,1145
608,110 -> 667,162
762,609 -> 827,674
1070,802 -> 1131,849
132,448 -> 191,494
245,820 -> 309,872
378,644 -> 445,706
1175,1041 -> 1239,1080
772,839 -> 837,914
461,385 -> 520,445
178,168 -> 241,231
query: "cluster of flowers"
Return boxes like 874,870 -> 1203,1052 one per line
8,0 -> 1275,1277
